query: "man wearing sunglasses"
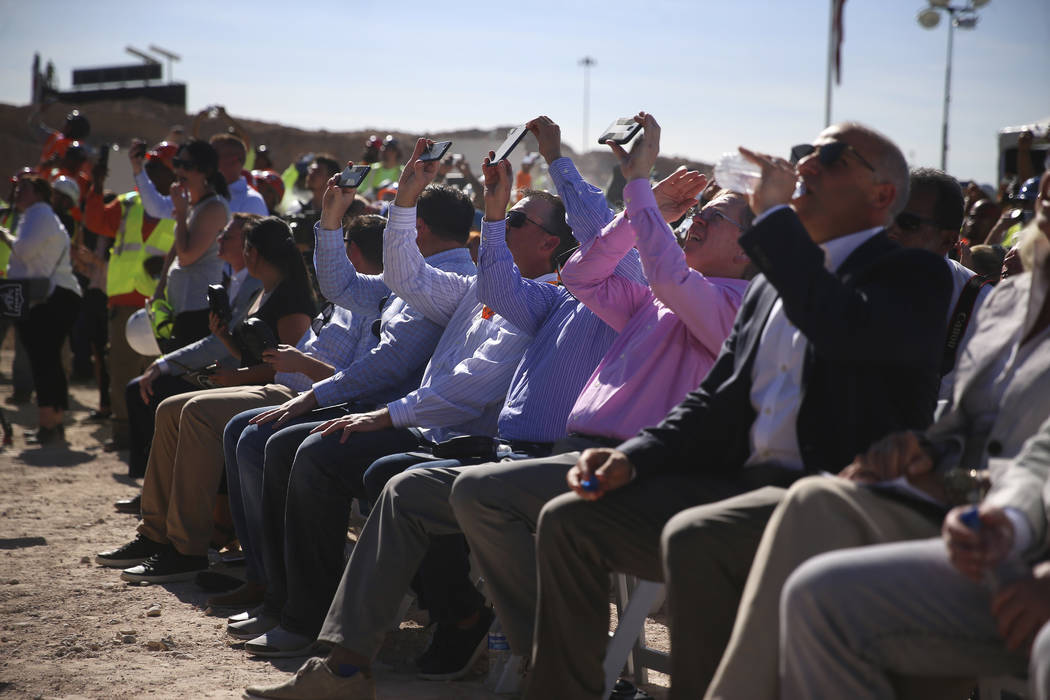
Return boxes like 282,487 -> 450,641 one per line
887,168 -> 993,404
524,121 -> 953,700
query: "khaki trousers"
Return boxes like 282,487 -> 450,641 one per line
705,476 -> 942,700
138,383 -> 297,556
107,305 -> 152,441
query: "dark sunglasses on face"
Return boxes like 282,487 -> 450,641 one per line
895,211 -> 942,232
506,209 -> 553,235
172,157 -> 199,171
789,142 -> 877,173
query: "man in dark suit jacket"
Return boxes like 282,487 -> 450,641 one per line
524,122 -> 954,700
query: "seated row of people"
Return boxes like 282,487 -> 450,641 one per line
89,111 -> 1050,699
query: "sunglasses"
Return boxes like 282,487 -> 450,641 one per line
172,157 -> 199,171
506,209 -> 553,235
895,211 -> 942,232
789,142 -> 877,173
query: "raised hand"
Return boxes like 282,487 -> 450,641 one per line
653,167 -> 707,224
481,150 -> 513,221
737,146 -> 797,216
527,116 -> 563,164
320,167 -> 360,229
606,112 -> 660,182
393,138 -> 442,208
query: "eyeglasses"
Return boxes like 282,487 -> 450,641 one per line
172,157 -> 199,171
506,209 -> 553,235
789,142 -> 877,173
692,207 -> 745,231
894,211 -> 942,232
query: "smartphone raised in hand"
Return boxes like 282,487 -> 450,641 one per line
597,118 -> 642,146
419,140 -> 453,162
338,164 -> 371,189
491,126 -> 529,163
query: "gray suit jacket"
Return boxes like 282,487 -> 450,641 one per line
163,272 -> 263,374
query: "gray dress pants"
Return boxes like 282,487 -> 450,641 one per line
780,538 -> 1032,700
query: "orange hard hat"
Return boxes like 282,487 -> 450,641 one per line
146,141 -> 178,170
251,169 -> 285,201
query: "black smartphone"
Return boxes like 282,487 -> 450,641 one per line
491,125 -> 529,163
338,164 -> 371,189
597,118 -> 642,146
207,284 -> 231,325
419,140 -> 453,162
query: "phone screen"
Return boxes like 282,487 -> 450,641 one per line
338,164 -> 371,189
419,140 -> 453,162
492,126 -> 529,163
597,118 -> 641,145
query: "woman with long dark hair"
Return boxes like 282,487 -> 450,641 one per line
97,216 -> 321,583
155,139 -> 231,349
0,175 -> 82,444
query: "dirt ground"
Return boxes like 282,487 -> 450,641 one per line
0,342 -> 670,700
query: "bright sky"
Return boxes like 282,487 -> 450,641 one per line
1,0 -> 1047,185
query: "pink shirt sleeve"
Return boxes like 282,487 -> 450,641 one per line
623,178 -> 742,354
560,210 -> 651,332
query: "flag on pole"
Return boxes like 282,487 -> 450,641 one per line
832,0 -> 847,84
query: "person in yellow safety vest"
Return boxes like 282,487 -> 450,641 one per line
82,142 -> 177,453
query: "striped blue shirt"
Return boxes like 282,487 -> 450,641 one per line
276,305 -> 377,393
311,222 -> 475,406
382,204 -> 531,443
477,158 -> 648,443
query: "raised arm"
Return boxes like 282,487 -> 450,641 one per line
130,141 -> 174,220
475,153 -> 562,335
383,139 -> 476,325
313,170 -> 389,313
528,115 -> 645,284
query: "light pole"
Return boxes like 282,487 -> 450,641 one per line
579,56 -> 596,153
916,0 -> 989,171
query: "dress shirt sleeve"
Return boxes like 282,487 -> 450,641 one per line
985,415 -> 1050,560
625,179 -> 740,353
312,222 -> 390,314
311,299 -> 442,407
475,218 -> 562,336
386,321 -> 529,429
548,157 -> 645,284
560,212 -> 652,332
381,204 -> 475,325
133,171 -> 174,220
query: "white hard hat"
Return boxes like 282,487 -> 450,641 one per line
126,308 -> 161,356
51,175 -> 81,203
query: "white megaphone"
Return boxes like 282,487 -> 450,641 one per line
126,308 -> 161,356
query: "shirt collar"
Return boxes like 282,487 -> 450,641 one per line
423,247 -> 474,265
229,176 -> 247,194
820,226 -> 883,272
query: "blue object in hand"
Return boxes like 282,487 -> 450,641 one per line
960,506 -> 981,530
580,478 -> 599,492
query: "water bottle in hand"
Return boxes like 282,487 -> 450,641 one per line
713,152 -> 762,195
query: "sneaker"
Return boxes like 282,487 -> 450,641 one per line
244,656 -> 375,700
120,549 -> 208,584
113,494 -> 141,514
416,606 -> 494,681
244,625 -> 317,658
24,424 -> 65,445
228,604 -> 267,625
96,535 -> 168,568
227,612 -> 280,640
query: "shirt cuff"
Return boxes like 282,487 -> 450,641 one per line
480,218 -> 507,247
386,398 -> 414,428
753,204 -> 791,226
315,221 -> 343,240
547,157 -> 579,181
388,204 -> 417,228
623,179 -> 659,219
311,376 -> 340,407
1005,507 -> 1033,555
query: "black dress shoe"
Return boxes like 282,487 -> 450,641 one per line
114,494 -> 141,514
24,424 -> 65,445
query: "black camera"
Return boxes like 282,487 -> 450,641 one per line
207,284 -> 231,326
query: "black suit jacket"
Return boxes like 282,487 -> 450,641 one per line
620,207 -> 953,478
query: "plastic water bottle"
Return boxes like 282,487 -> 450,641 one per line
960,506 -> 1030,590
713,152 -> 762,195
485,619 -> 511,690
